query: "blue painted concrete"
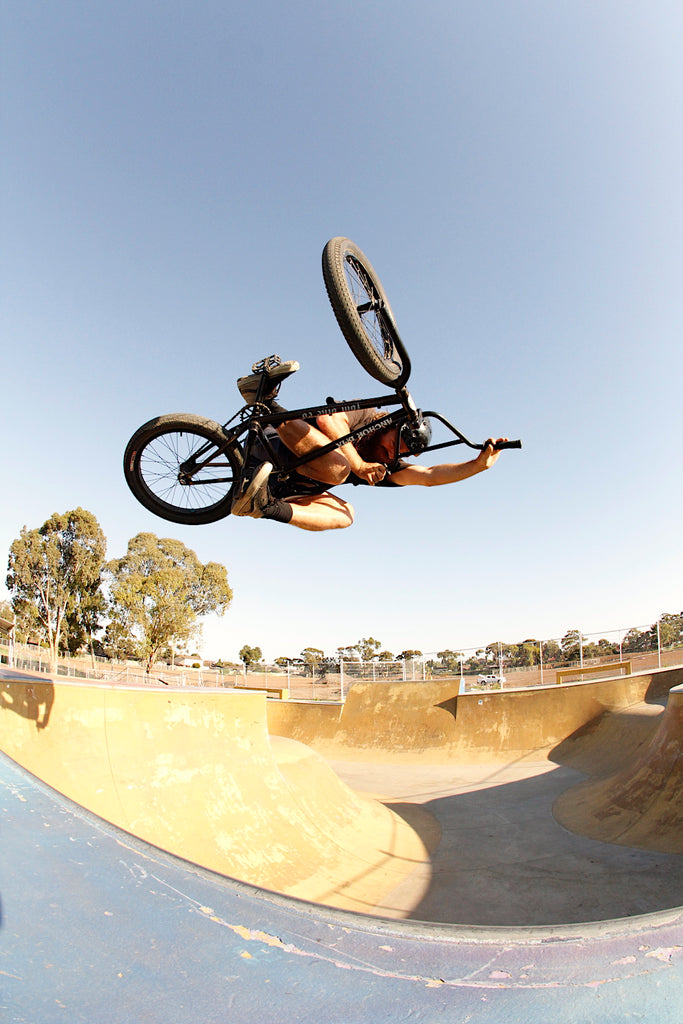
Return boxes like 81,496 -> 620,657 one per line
2,753 -> 682,1024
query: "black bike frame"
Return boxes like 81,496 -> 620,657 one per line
225,393 -> 408,483
176,379 -> 520,496
217,392 -> 508,490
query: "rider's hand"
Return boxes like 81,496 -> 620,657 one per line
476,438 -> 508,471
357,461 -> 387,485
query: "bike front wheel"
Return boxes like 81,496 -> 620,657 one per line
123,413 -> 243,525
322,236 -> 411,388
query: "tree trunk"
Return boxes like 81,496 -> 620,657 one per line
47,635 -> 58,675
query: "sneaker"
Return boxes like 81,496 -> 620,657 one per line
237,357 -> 299,405
231,462 -> 274,517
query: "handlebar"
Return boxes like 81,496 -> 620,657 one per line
492,439 -> 522,450
397,393 -> 521,452
420,410 -> 522,455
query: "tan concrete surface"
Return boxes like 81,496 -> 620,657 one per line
330,750 -> 683,926
554,684 -> 683,853
267,666 -> 682,762
269,666 -> 683,924
0,677 -> 429,914
325,689 -> 683,924
1,665 -> 681,925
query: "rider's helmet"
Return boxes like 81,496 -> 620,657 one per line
399,415 -> 432,455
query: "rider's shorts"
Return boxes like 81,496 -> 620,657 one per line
248,425 -> 408,499
247,427 -> 330,500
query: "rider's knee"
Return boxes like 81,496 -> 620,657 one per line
328,459 -> 352,486
326,497 -> 354,529
311,452 -> 351,487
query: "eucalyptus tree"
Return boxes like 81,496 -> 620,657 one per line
107,533 -> 232,674
354,637 -> 382,662
437,649 -> 463,673
300,647 -> 324,675
239,645 -> 263,671
6,508 -> 106,671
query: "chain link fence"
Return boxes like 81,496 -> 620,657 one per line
1,618 -> 681,703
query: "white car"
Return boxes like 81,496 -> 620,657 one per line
477,673 -> 506,687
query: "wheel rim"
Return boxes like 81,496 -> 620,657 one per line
343,254 -> 403,377
137,430 -> 237,514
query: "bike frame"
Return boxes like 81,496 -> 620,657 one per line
230,393 -> 408,484
193,381 -> 510,493
174,348 -> 521,498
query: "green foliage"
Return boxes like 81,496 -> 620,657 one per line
107,533 -> 232,673
517,641 -> 540,667
437,649 -> 463,672
354,637 -> 382,661
560,629 -> 584,662
61,586 -> 107,656
621,627 -> 653,653
657,612 -> 683,647
239,644 -> 262,669
541,640 -> 561,662
102,618 -> 140,661
6,508 -> 106,670
336,645 -> 360,662
583,638 -> 618,659
300,646 -> 324,676
213,658 -> 240,671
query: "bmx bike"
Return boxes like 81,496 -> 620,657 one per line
123,236 -> 521,525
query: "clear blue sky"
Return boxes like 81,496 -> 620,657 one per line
2,1 -> 681,663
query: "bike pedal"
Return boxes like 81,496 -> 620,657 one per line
251,354 -> 282,374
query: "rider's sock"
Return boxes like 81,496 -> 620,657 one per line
269,400 -> 287,416
259,497 -> 293,524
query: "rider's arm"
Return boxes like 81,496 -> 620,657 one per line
388,440 -> 507,487
316,412 -> 387,485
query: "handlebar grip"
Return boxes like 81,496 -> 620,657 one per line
493,439 -> 522,450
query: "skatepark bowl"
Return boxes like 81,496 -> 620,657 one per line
1,663 -> 682,1023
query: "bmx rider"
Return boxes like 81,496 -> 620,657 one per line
230,361 -> 508,532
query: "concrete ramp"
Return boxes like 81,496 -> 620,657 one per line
267,665 -> 682,762
0,678 -> 429,912
554,684 -> 683,853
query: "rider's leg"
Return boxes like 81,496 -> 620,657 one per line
273,413 -> 351,486
232,475 -> 353,530
231,462 -> 353,530
286,493 -> 354,531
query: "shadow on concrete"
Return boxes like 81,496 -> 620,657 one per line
549,701 -> 664,778
388,766 -> 683,927
0,680 -> 55,730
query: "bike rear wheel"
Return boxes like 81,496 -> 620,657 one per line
123,414 -> 243,525
322,237 -> 411,388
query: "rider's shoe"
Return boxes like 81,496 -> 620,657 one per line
237,358 -> 299,405
231,462 -> 274,517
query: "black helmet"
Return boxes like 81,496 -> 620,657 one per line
399,415 -> 432,455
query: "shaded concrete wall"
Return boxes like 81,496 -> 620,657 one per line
554,685 -> 683,853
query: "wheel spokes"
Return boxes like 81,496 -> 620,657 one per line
343,256 -> 401,371
139,431 -> 237,511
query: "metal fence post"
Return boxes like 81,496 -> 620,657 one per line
657,619 -> 662,668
